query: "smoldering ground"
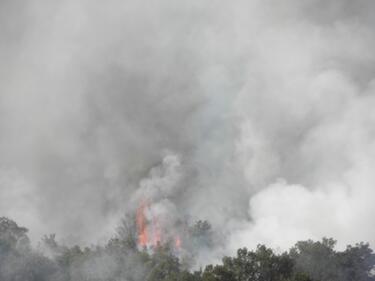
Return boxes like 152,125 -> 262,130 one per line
0,0 -> 375,262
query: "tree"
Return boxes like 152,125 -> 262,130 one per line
116,214 -> 138,251
0,218 -> 59,281
189,220 -> 213,248
290,238 -> 339,281
337,242 -> 375,281
147,245 -> 181,281
0,217 -> 30,252
202,245 -> 295,281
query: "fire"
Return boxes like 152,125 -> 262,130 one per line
136,200 -> 148,247
136,199 -> 182,250
152,215 -> 161,247
175,235 -> 182,250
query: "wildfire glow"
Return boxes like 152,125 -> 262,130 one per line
136,199 -> 181,250
175,235 -> 181,250
152,215 -> 161,247
136,200 -> 148,247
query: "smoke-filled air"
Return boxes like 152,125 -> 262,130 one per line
1,0 -> 375,280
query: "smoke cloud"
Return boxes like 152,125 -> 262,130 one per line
1,0 -> 375,260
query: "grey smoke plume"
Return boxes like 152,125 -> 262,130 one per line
0,0 -> 375,259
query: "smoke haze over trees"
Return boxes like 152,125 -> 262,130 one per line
1,0 -> 375,279
0,217 -> 374,281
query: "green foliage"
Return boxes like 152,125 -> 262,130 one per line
290,238 -> 375,281
147,245 -> 180,281
189,220 -> 213,248
290,238 -> 339,281
202,245 -> 294,281
337,242 -> 375,281
0,217 -> 59,281
1,217 -> 375,281
116,215 -> 138,250
0,217 -> 30,252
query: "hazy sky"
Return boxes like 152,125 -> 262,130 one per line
1,0 -> 375,255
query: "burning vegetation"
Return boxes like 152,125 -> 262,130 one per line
136,199 -> 183,251
136,200 -> 149,248
0,217 -> 374,281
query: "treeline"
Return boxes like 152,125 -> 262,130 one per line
0,217 -> 374,281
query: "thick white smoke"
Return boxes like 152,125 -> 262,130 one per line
229,6 -> 375,252
0,0 -> 375,260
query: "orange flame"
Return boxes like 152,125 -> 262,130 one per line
136,200 -> 182,250
175,235 -> 182,250
152,215 -> 161,247
136,200 -> 148,247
